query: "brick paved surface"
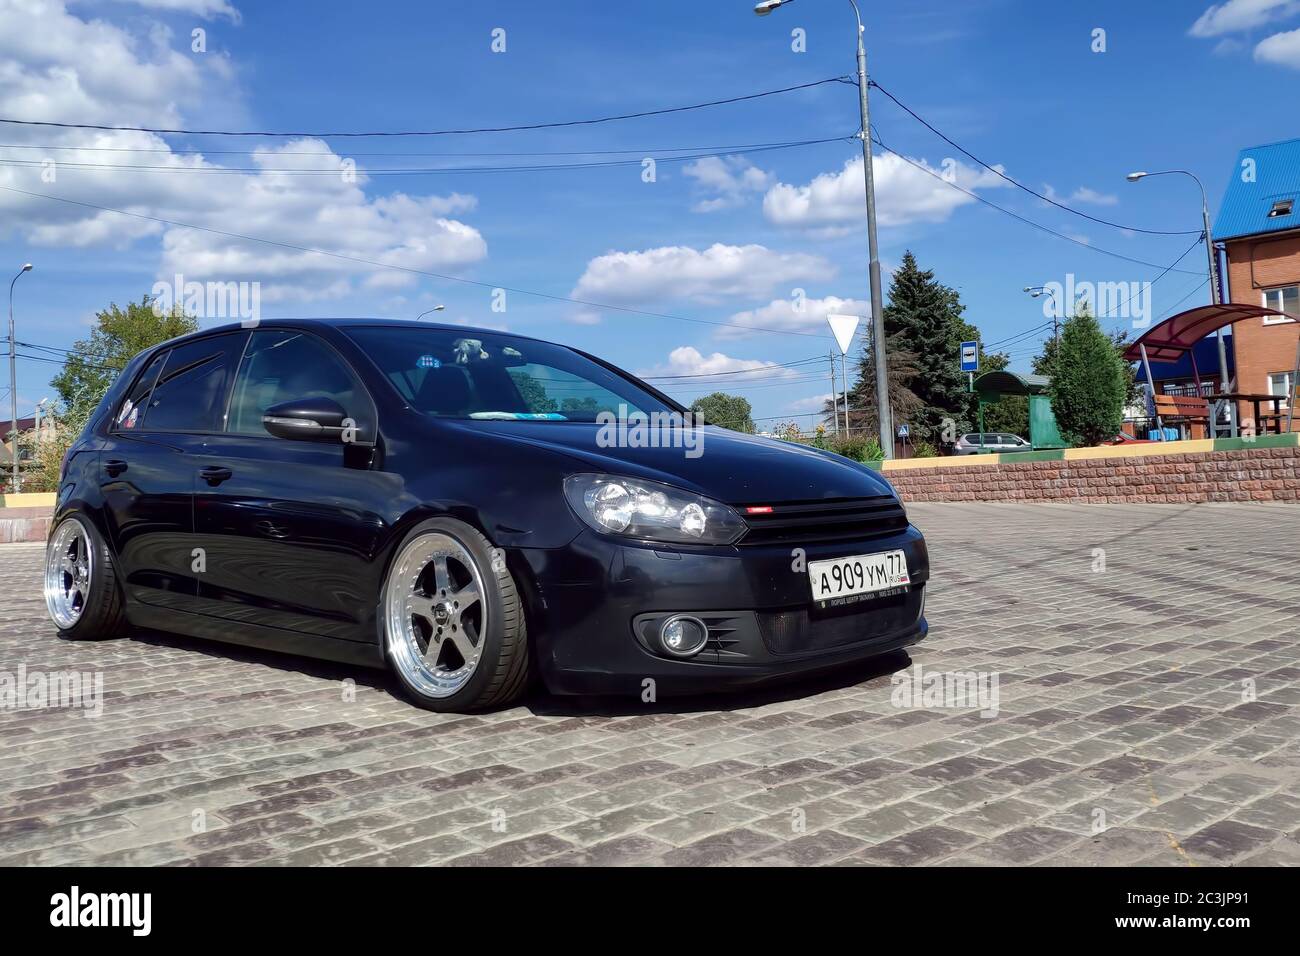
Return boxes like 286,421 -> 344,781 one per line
2,503 -> 1298,867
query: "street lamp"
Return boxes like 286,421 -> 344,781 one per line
1125,169 -> 1230,390
8,263 -> 31,493
416,305 -> 446,321
756,0 -> 892,456
1023,285 -> 1060,343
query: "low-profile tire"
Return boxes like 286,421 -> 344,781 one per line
381,517 -> 529,712
44,514 -> 128,641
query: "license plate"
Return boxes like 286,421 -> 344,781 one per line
808,550 -> 910,606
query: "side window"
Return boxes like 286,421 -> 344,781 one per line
141,334 -> 246,433
114,352 -> 167,431
227,330 -> 369,438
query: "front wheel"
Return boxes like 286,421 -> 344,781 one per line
381,518 -> 530,712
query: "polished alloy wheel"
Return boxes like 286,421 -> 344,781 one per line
45,518 -> 94,629
386,531 -> 487,699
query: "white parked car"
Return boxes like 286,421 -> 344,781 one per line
953,432 -> 1032,454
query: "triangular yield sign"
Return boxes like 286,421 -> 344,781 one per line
827,313 -> 861,355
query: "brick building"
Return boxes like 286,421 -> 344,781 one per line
1216,137 -> 1300,428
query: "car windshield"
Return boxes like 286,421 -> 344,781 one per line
345,325 -> 674,423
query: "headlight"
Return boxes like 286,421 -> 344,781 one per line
563,473 -> 746,546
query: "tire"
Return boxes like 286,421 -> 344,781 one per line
381,517 -> 530,712
44,514 -> 129,641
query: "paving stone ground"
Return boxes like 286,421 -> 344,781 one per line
2,502 -> 1298,867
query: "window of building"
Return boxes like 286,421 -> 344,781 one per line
1267,199 -> 1294,219
1268,371 -> 1294,408
1263,285 -> 1300,324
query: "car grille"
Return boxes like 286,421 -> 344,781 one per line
757,590 -> 920,655
736,496 -> 907,546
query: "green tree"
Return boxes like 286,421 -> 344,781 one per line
841,332 -> 923,440
1048,304 -> 1127,447
690,392 -> 753,432
1034,321 -> 1140,410
508,370 -> 558,413
873,251 -> 973,442
51,297 -> 198,431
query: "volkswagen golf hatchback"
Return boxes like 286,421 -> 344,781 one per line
45,319 -> 929,711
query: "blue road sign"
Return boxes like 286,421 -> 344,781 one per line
960,340 -> 979,373
897,423 -> 909,439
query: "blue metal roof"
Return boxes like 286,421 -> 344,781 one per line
1214,137 -> 1300,242
1143,332 -> 1235,381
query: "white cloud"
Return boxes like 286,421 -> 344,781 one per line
91,0 -> 242,20
721,295 -> 871,339
0,0 -> 487,303
637,346 -> 785,379
1044,184 -> 1119,207
1255,26 -> 1300,65
762,153 -> 1009,236
788,393 -> 832,413
1189,0 -> 1300,37
682,155 -> 772,212
571,243 -> 835,305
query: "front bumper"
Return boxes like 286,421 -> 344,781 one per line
516,523 -> 929,696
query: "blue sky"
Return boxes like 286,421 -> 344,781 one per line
3,0 -> 1300,428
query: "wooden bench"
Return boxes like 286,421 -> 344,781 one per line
1154,394 -> 1211,439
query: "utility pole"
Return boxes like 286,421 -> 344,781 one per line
8,263 -> 32,493
755,0 -> 891,456
828,351 -> 839,437
842,348 -> 851,437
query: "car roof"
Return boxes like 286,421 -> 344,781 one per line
149,317 -> 570,353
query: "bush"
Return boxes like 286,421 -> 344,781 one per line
912,440 -> 938,458
828,434 -> 884,463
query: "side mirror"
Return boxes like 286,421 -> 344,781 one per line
263,397 -> 349,442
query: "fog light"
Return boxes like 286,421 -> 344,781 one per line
658,615 -> 708,658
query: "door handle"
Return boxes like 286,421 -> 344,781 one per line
104,459 -> 128,477
200,466 -> 233,486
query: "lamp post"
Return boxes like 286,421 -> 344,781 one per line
1125,170 -> 1230,389
416,305 -> 446,321
1023,286 -> 1061,343
756,0 -> 891,456
8,263 -> 31,493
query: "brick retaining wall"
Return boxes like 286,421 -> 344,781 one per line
0,506 -> 52,543
886,445 -> 1300,504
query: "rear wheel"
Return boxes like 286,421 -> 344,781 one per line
44,515 -> 128,640
382,518 -> 529,712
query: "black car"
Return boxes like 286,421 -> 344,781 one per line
44,319 -> 929,711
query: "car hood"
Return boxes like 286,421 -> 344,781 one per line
446,421 -> 896,504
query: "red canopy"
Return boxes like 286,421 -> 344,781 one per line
1124,303 -> 1290,362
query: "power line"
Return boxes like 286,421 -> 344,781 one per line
642,355 -> 827,380
0,136 -> 848,159
0,136 -> 850,177
1094,234 -> 1205,321
0,76 -> 850,139
0,184 -> 835,341
867,79 -> 1201,237
870,137 -> 1204,277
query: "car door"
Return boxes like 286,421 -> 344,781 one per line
190,328 -> 394,643
99,332 -> 248,610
